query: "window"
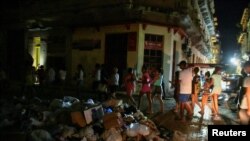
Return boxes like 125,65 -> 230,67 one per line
144,34 -> 163,69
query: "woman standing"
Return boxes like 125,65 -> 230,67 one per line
210,67 -> 223,120
138,65 -> 152,114
124,68 -> 137,106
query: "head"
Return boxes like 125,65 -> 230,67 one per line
213,66 -> 222,74
113,67 -> 118,73
128,68 -> 134,74
141,65 -> 148,73
200,70 -> 203,75
193,67 -> 199,74
243,61 -> 250,74
178,60 -> 187,70
205,71 -> 210,78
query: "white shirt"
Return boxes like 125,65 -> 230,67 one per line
48,68 -> 55,82
211,74 -> 222,94
179,68 -> 193,94
95,69 -> 101,81
110,73 -> 119,86
59,70 -> 67,80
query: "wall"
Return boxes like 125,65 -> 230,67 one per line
71,23 -> 206,93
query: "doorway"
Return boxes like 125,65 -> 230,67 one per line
105,33 -> 128,85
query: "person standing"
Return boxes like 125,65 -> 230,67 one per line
58,66 -> 67,97
200,71 -> 212,115
238,61 -> 250,125
108,67 -> 119,98
177,60 -> 193,122
75,64 -> 84,99
200,70 -> 205,87
191,67 -> 201,112
210,67 -> 223,120
138,65 -> 152,114
47,67 -> 56,85
124,68 -> 137,106
151,67 -> 164,113
170,70 -> 180,113
92,63 -> 101,91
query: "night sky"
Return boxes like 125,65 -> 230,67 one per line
214,0 -> 249,63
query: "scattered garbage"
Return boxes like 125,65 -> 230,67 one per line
0,96 -> 174,141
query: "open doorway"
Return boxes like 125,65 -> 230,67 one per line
105,33 -> 128,85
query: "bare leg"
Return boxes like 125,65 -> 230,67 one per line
138,92 -> 143,109
200,94 -> 208,114
129,95 -> 137,107
239,109 -> 250,125
179,102 -> 185,120
146,92 -> 152,114
194,93 -> 201,109
127,89 -> 137,107
185,102 -> 193,118
212,94 -> 219,115
156,94 -> 164,113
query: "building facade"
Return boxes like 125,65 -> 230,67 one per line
238,7 -> 250,61
1,0 -> 220,93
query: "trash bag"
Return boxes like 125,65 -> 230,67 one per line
126,123 -> 150,137
126,123 -> 140,137
29,129 -> 54,141
138,124 -> 150,136
102,128 -> 122,141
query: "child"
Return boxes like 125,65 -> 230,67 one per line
200,71 -> 212,115
191,67 -> 201,112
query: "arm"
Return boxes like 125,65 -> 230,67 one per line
246,87 -> 250,116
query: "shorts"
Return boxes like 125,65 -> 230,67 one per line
152,86 -> 162,95
211,87 -> 221,94
179,94 -> 191,102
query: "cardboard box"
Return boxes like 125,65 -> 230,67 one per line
83,104 -> 104,124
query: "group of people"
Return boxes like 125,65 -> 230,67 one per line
123,65 -> 164,114
172,60 -> 223,122
172,60 -> 250,124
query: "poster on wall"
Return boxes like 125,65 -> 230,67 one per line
127,32 -> 137,51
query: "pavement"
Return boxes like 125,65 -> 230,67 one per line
1,82 -> 240,141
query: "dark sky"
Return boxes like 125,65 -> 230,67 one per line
214,0 -> 249,63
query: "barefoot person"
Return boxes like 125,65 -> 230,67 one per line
151,67 -> 164,113
210,67 -> 223,120
191,67 -> 202,112
200,71 -> 212,115
178,61 -> 193,121
124,68 -> 137,106
138,65 -> 152,114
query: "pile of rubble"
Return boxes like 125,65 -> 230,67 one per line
0,96 -> 175,141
